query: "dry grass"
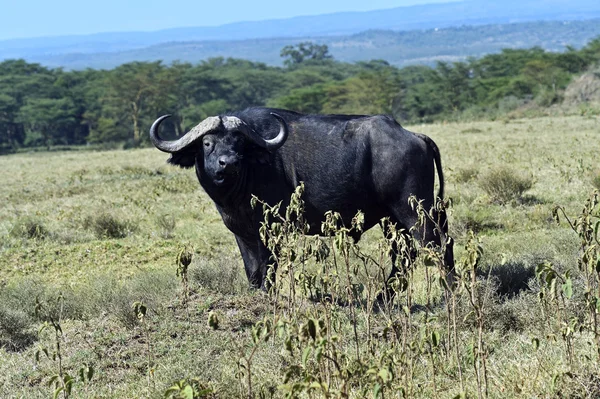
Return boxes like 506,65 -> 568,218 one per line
0,114 -> 599,398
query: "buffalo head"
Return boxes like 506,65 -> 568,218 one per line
149,113 -> 288,186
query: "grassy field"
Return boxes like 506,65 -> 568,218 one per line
1,114 -> 599,398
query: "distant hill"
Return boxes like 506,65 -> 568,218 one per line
1,0 -> 600,69
12,19 -> 600,70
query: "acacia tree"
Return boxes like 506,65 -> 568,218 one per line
322,70 -> 400,115
103,61 -> 170,144
0,60 -> 56,150
280,42 -> 333,67
0,93 -> 22,151
431,61 -> 475,113
17,98 -> 76,148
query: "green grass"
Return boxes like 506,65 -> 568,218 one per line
0,114 -> 599,398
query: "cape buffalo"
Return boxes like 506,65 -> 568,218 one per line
150,107 -> 454,297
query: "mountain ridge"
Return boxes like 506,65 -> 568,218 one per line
1,0 -> 600,69
12,19 -> 600,70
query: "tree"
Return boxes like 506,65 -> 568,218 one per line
322,69 -> 400,115
280,42 -> 332,67
269,84 -> 327,114
17,98 -> 76,148
102,61 -> 169,144
0,60 -> 57,150
580,37 -> 600,67
431,61 -> 475,113
0,93 -> 23,151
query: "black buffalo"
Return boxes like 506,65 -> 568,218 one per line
150,107 -> 454,296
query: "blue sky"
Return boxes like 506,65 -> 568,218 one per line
3,0 -> 456,41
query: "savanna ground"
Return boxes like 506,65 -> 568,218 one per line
1,113 -> 600,398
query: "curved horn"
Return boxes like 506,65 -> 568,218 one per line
222,113 -> 288,151
149,114 -> 221,153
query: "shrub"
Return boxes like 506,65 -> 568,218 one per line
190,254 -> 247,295
497,95 -> 527,114
81,271 -> 176,328
454,165 -> 480,183
460,127 -> 483,134
452,207 -> 502,236
1,272 -> 178,333
156,213 -> 177,239
121,165 -> 156,177
9,217 -> 49,240
534,87 -> 563,107
593,171 -> 600,190
0,306 -> 35,351
479,167 -> 534,204
83,212 -> 136,239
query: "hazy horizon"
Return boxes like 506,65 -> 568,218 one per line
2,0 -> 458,41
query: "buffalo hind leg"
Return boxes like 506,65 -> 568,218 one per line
375,219 -> 415,308
376,205 -> 455,308
409,205 -> 456,288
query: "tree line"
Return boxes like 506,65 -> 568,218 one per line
0,38 -> 599,152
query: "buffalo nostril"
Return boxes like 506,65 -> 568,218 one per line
218,157 -> 227,167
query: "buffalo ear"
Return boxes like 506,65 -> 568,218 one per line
167,151 -> 196,168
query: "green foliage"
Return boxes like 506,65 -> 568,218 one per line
479,167 -> 534,204
322,69 -> 399,115
268,84 -> 327,114
2,36 -> 600,152
165,378 -> 214,398
280,42 -> 332,67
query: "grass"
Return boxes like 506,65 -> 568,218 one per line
0,114 -> 599,397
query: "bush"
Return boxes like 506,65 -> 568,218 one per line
454,165 -> 480,183
121,165 -> 156,177
534,87 -> 563,107
82,270 -> 177,328
452,207 -> 502,236
0,306 -> 35,351
9,217 -> 49,240
1,278 -> 86,322
156,213 -> 177,239
593,171 -> 600,190
479,167 -> 534,204
190,254 -> 247,295
497,95 -> 527,113
0,272 -> 177,336
83,212 -> 136,239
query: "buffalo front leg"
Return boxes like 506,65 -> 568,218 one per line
234,235 -> 276,291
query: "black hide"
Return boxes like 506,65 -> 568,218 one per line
156,107 -> 454,292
